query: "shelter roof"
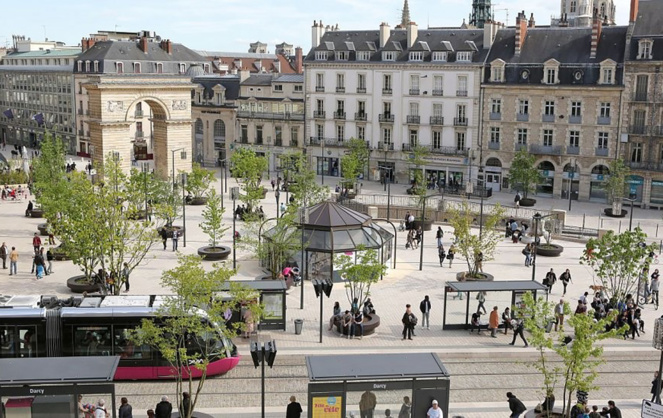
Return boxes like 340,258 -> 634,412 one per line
307,353 -> 449,381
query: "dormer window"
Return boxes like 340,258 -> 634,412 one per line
155,62 -> 163,74
93,61 -> 99,72
599,60 -> 616,85
382,51 -> 396,61
409,51 -> 423,62
133,62 -> 141,74
77,61 -> 83,72
432,52 -> 447,62
315,51 -> 329,60
357,51 -> 371,61
337,51 -> 349,61
543,59 -> 560,85
638,39 -> 653,60
179,63 -> 186,74
85,61 -> 91,72
490,60 -> 505,82
204,63 -> 210,73
456,52 -> 472,62
116,62 -> 124,74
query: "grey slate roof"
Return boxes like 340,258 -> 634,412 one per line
76,40 -> 205,64
242,74 -> 273,86
274,74 -> 304,83
632,0 -> 663,37
193,75 -> 240,101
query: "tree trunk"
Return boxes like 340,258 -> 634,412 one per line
612,198 -> 622,215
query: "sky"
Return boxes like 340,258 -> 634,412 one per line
1,0 -> 632,53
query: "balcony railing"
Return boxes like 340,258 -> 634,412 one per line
135,132 -> 145,140
453,118 -> 468,126
256,137 -> 264,145
78,109 -> 84,115
625,161 -> 663,172
379,142 -> 394,151
629,125 -> 648,135
406,115 -> 420,124
456,90 -> 468,97
356,87 -> 367,94
313,111 -> 326,119
402,143 -> 417,152
595,147 -> 609,157
567,146 -> 580,155
530,144 -> 563,155
378,113 -> 395,123
430,146 -> 469,156
239,138 -> 249,144
430,116 -> 444,125
355,112 -> 367,121
634,92 -> 648,102
515,143 -> 527,152
488,142 -> 500,150
315,86 -> 325,92
78,130 -> 85,137
275,139 -> 283,147
597,116 -> 611,125
336,87 -> 345,93
516,113 -> 529,122
569,115 -> 582,124
382,88 -> 392,95
308,137 -> 347,147
237,111 -> 304,121
289,140 -> 299,147
135,110 -> 144,118
542,114 -> 555,122
432,89 -> 443,96
489,112 -> 501,121
653,126 -> 663,136
334,111 -> 346,120
409,89 -> 420,95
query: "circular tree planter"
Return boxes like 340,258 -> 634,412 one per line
456,271 -> 494,281
52,245 -> 71,261
30,208 -> 44,218
67,275 -> 102,293
256,273 -> 293,289
535,243 -> 564,257
412,219 -> 433,231
188,196 -> 208,206
157,225 -> 184,239
37,223 -> 50,236
197,245 -> 231,261
603,208 -> 627,218
519,198 -> 536,207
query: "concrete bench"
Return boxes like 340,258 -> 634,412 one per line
334,313 -> 381,336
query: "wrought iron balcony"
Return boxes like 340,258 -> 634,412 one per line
453,118 -> 468,126
409,89 -> 420,95
456,90 -> 468,97
406,115 -> 420,124
629,125 -> 648,135
313,111 -> 326,119
430,146 -> 470,156
378,113 -> 395,123
382,88 -> 392,95
315,86 -> 325,92
356,87 -> 367,93
432,89 -> 443,96
336,87 -> 345,93
529,144 -> 562,155
333,111 -> 346,120
430,116 -> 444,125
355,112 -> 367,121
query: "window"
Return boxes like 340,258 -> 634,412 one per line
432,52 -> 447,62
357,74 -> 366,90
315,51 -> 329,60
638,40 -> 653,60
517,128 -> 528,144
133,62 -> 141,74
275,126 -> 283,145
518,99 -> 529,115
294,85 -> 303,92
357,51 -> 371,61
336,125 -> 344,141
409,102 -> 419,116
491,66 -> 504,82
357,126 -> 365,140
433,75 -> 443,95
457,76 -> 468,96
204,63 -> 210,73
382,51 -> 396,61
316,124 -> 324,139
491,99 -> 501,114
383,74 -> 392,91
74,325 -> 111,356
316,99 -> 324,112
433,103 -> 443,117
544,100 -> 555,116
316,73 -> 324,89
337,51 -> 349,61
456,52 -> 472,62
336,73 -> 345,90
290,127 -> 299,145
113,326 -> 151,359
631,143 -> 642,162
571,101 -> 582,117
456,104 -> 466,121
155,62 -> 163,74
634,109 -> 646,132
490,127 -> 501,143
179,63 -> 186,74
409,130 -> 418,146
543,129 -> 554,147
433,131 -> 442,148
545,68 -> 557,84
456,131 -> 466,150
382,127 -> 392,144
273,84 -> 283,92
598,132 -> 609,149
85,61 -> 91,72
570,0 -> 577,12
602,67 -> 613,84
410,75 -> 419,93
383,102 -> 392,115
635,75 -> 649,100
93,61 -> 99,72
357,100 -> 366,115
241,125 -> 248,142
256,125 -> 264,144
600,102 -> 611,118
569,131 -> 580,147
409,51 -> 423,61
336,100 -> 345,113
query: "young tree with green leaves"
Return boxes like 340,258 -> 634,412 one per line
151,179 -> 182,228
130,254 -> 262,418
448,201 -> 504,278
199,189 -> 227,250
340,138 -> 370,193
406,145 -> 430,204
580,228 -> 655,301
278,151 -> 327,207
509,148 -> 542,199
230,147 -> 268,212
32,132 -> 69,223
183,162 -> 215,200
336,246 -> 387,309
605,159 -> 630,215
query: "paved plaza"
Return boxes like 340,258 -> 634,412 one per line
1,153 -> 662,417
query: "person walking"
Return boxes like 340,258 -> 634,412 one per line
398,396 -> 412,418
651,270 -> 660,309
506,392 -> 527,418
406,230 -> 415,250
34,248 -> 45,280
353,310 -> 364,340
447,244 -> 456,268
435,227 -> 444,248
476,291 -> 487,314
9,246 -> 18,275
560,269 -> 572,297
544,269 -> 556,294
438,244 -> 446,267
154,396 -> 172,418
359,390 -> 377,418
159,228 -> 168,250
475,251 -> 484,273
171,230 -> 179,252
426,400 -> 442,418
509,318 -> 528,347
502,307 -> 512,335
652,372 -> 662,402
401,304 -> 416,340
46,247 -> 54,275
0,242 -> 7,269
554,299 -> 565,331
419,295 -> 431,330
489,306 -> 500,338
32,233 -> 41,254
523,244 -> 532,267
606,400 -> 622,418
118,397 -> 133,418
286,395 -> 303,418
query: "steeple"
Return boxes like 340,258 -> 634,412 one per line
469,0 -> 493,28
401,0 -> 411,26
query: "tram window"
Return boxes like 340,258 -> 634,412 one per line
113,326 -> 151,359
18,326 -> 37,358
74,326 -> 111,356
0,326 -> 17,358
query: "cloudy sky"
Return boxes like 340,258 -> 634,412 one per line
1,0 -> 632,53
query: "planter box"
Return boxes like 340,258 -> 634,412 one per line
603,208 -> 627,218
52,245 -> 71,261
197,245 -> 231,261
412,219 -> 433,231
30,209 -> 44,218
536,243 -> 564,257
66,275 -> 102,293
334,313 -> 381,336
456,271 -> 494,281
37,223 -> 50,236
189,196 -> 208,206
519,198 -> 536,207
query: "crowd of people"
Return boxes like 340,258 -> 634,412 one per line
328,298 -> 375,339
78,394 -> 191,418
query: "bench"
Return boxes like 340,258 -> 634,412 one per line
334,313 -> 381,336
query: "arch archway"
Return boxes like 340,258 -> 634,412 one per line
484,157 -> 503,191
213,119 -> 227,164
590,164 -> 610,202
537,160 -> 555,196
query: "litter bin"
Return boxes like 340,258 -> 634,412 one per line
294,319 -> 303,335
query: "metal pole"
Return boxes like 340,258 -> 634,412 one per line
182,177 -> 186,248
220,163 -> 224,210
479,172 -> 485,241
319,287 -> 324,343
261,344 -> 266,418
630,200 -> 634,231
224,163 -> 228,193
171,149 -> 175,191
657,349 -> 663,404
419,198 -> 427,271
301,251 -> 307,310
387,178 -> 391,221
233,197 -> 237,269
301,203 -> 306,310
321,141 -> 325,185
143,163 -> 148,221
568,162 -> 574,211
383,153 -> 387,192
531,216 -> 539,281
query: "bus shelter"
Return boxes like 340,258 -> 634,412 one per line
443,280 -> 548,330
306,353 -> 450,418
0,356 -> 119,418
217,279 -> 288,331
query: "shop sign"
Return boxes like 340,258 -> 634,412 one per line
424,155 -> 466,165
539,170 -> 554,178
312,396 -> 342,418
653,181 -> 663,187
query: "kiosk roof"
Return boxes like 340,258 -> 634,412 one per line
0,356 -> 119,385
307,353 -> 449,381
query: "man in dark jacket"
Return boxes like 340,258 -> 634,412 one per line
402,304 -> 415,340
118,397 -> 133,418
286,395 -> 303,418
155,395 -> 172,418
604,400 -> 621,418
419,296 -> 431,330
506,392 -> 526,418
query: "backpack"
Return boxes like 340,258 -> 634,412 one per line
409,314 -> 418,325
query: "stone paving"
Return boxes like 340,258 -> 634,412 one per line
1,151 -> 662,416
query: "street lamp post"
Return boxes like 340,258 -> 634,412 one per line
624,197 -> 636,231
181,173 -> 187,248
568,160 -> 577,212
231,187 -> 239,269
171,147 -> 187,190
250,340 -> 277,418
218,158 -> 227,210
313,279 -> 333,343
479,167 -> 485,241
653,318 -> 663,404
418,193 -> 438,271
378,166 -> 393,220
300,205 -> 308,310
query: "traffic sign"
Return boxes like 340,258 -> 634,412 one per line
642,399 -> 663,418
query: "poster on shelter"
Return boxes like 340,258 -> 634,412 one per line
311,396 -> 342,418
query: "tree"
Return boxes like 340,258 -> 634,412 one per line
151,179 -> 182,228
336,246 -> 387,309
580,228 -> 655,301
448,200 -> 504,278
340,138 -> 370,191
130,254 -> 262,418
605,159 -> 630,215
199,189 -> 227,249
32,132 -> 69,222
184,162 -> 215,199
230,147 -> 268,212
406,145 -> 430,200
278,151 -> 327,207
509,148 -> 542,198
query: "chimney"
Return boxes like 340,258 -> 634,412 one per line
311,20 -> 321,48
483,21 -> 497,49
528,13 -> 536,28
407,21 -> 418,48
81,38 -> 88,52
590,8 -> 603,59
295,46 -> 303,73
515,11 -> 527,56
629,0 -> 639,23
139,36 -> 148,53
239,69 -> 250,82
380,22 -> 391,48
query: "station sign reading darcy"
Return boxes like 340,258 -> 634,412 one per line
312,396 -> 342,418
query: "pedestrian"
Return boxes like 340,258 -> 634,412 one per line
435,227 -> 444,248
181,392 -> 191,418
46,247 -> 54,274
554,299 -> 565,331
160,228 -> 168,250
476,291 -> 487,314
155,396 -> 172,418
119,397 -> 133,418
286,395 -> 303,418
406,230 -> 415,250
0,242 -> 7,269
506,392 -> 527,418
48,232 -> 55,245
606,400 -> 622,418
560,269 -> 572,296
271,179 -> 276,191
32,233 -> 41,253
523,244 -> 532,267
280,202 -> 286,216
171,230 -> 179,251
94,399 -> 108,418
447,244 -> 455,268
147,409 -> 155,418
328,301 -> 342,331
489,306 -> 499,337
419,295 -> 431,330
9,246 -> 18,275
470,311 -> 483,333
438,244 -> 446,267
122,262 -> 130,292
544,268 -> 556,294
475,251 -> 484,273
398,396 -> 412,418
352,309 -> 363,339
502,307 -> 512,335
34,248 -> 45,280
651,270 -> 660,309
426,400 -> 442,418
652,372 -> 662,402
589,405 -> 601,418
509,318 -> 528,347
401,304 -> 416,340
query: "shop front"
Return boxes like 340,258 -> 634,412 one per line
536,161 -> 555,197
316,157 -> 339,178
627,175 -> 644,203
422,155 -> 468,192
650,180 -> 663,207
484,158 -> 503,192
561,164 -> 579,201
589,165 -> 610,202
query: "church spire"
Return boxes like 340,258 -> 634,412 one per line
401,0 -> 411,26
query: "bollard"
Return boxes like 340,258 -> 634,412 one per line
619,221 -> 622,233
582,214 -> 586,229
657,224 -> 659,237
660,240 -> 662,255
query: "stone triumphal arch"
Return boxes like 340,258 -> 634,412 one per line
83,75 -> 194,178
